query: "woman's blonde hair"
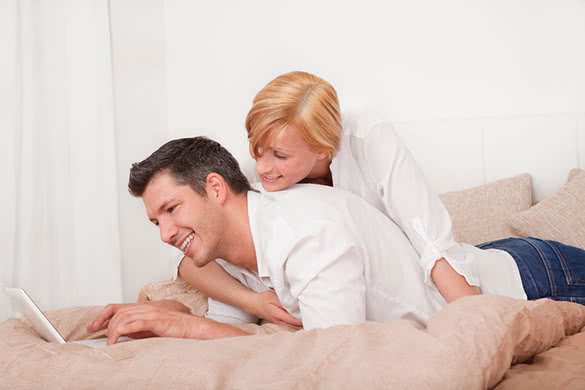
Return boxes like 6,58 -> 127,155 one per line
245,71 -> 342,158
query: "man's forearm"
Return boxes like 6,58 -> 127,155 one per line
191,316 -> 249,340
149,299 -> 192,313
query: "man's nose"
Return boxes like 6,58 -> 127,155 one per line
159,221 -> 178,245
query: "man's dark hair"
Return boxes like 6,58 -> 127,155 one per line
128,136 -> 253,197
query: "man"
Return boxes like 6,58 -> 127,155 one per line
87,137 -> 481,344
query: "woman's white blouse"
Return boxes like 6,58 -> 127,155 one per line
241,111 -> 527,305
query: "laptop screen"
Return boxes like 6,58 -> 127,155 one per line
4,287 -> 67,344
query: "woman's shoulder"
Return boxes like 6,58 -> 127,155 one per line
341,109 -> 396,140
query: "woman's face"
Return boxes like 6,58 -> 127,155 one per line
250,125 -> 328,192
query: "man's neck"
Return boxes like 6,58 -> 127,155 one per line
217,192 -> 258,273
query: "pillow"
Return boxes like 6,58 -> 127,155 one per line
568,168 -> 584,181
509,170 -> 585,250
138,279 -> 209,316
439,174 -> 532,245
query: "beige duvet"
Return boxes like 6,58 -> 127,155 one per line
1,280 -> 584,390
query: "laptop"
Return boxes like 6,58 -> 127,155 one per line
4,287 -> 130,348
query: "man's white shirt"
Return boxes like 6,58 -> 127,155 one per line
208,184 -> 442,330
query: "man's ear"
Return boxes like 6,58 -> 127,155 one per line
205,173 -> 228,205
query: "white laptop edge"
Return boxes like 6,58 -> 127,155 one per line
4,287 -> 67,344
4,287 -> 129,348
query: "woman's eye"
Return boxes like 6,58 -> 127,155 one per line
167,206 -> 176,213
274,152 -> 288,160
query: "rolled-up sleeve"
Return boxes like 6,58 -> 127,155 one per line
364,123 -> 479,288
205,298 -> 259,324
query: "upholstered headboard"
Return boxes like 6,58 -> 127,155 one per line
394,112 -> 585,201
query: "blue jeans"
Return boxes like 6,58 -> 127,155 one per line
476,237 -> 585,305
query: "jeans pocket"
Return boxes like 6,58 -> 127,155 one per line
550,242 -> 585,286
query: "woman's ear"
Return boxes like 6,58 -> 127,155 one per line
316,151 -> 329,161
205,173 -> 227,204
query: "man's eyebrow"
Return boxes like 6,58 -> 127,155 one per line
148,198 -> 177,223
158,198 -> 177,213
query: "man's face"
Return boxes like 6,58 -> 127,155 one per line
142,172 -> 225,267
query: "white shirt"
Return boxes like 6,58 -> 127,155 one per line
208,185 -> 439,330
239,111 -> 526,305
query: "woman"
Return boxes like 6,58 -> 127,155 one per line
176,71 -> 585,327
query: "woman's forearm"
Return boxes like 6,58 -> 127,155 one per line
431,258 -> 480,303
178,258 -> 259,315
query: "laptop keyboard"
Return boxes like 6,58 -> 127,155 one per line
70,336 -> 130,348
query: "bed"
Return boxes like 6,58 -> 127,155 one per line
1,167 -> 584,389
1,282 -> 585,389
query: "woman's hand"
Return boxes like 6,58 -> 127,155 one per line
178,259 -> 301,327
251,291 -> 303,327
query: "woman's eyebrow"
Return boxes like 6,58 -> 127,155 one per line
272,146 -> 294,153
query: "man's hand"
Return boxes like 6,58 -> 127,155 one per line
87,300 -> 190,338
251,291 -> 303,328
88,301 -> 248,345
102,304 -> 203,345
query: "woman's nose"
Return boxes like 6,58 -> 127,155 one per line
255,155 -> 272,175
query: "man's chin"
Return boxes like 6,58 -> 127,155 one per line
189,256 -> 210,268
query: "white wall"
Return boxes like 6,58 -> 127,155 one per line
109,1 -> 585,301
109,0 -> 178,302
394,114 -> 585,201
164,0 -> 585,161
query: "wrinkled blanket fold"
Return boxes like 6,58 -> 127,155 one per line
1,282 -> 584,390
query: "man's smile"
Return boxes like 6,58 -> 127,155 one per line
179,232 -> 195,253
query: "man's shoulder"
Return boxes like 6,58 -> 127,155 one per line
263,184 -> 364,216
253,184 -> 365,247
256,184 -> 389,249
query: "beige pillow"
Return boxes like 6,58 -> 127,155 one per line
138,279 -> 209,316
569,168 -> 584,181
509,170 -> 585,250
439,174 -> 532,245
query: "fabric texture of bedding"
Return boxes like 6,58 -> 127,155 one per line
568,167 -> 584,181
508,169 -> 585,250
1,280 -> 585,390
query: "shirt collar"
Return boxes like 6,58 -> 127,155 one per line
247,189 -> 270,278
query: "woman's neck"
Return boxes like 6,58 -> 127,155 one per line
305,158 -> 333,187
